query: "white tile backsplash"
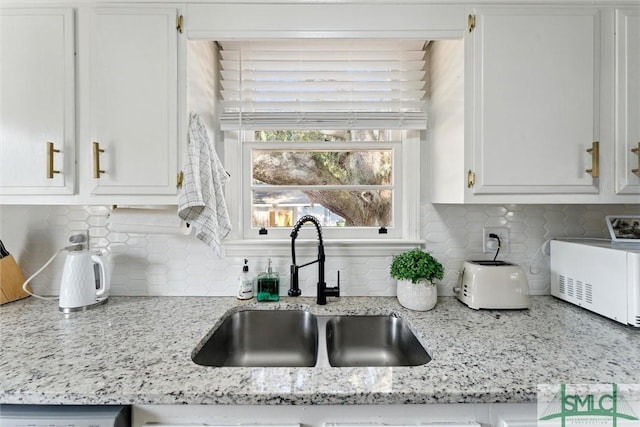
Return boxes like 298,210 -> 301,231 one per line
0,204 -> 637,297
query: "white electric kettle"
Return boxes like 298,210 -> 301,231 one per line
59,250 -> 110,312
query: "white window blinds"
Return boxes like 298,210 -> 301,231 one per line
218,40 -> 428,130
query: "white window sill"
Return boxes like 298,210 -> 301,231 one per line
222,239 -> 424,258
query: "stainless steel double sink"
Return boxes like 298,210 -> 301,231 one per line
192,310 -> 431,368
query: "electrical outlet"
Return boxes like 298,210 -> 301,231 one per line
68,230 -> 90,251
482,227 -> 509,254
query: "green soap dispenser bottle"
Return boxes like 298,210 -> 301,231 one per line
256,258 -> 280,301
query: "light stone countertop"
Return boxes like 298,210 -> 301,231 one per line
0,296 -> 639,405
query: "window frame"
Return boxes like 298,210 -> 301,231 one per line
222,128 -> 423,257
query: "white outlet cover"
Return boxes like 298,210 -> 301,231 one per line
482,227 -> 510,254
69,230 -> 90,250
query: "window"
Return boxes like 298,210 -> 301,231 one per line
219,40 -> 427,242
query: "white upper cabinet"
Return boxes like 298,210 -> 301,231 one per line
430,6 -> 639,204
615,8 -> 640,195
87,7 -> 179,196
0,8 -> 75,196
468,7 -> 600,196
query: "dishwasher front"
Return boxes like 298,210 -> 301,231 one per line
0,405 -> 131,427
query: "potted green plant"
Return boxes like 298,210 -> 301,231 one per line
390,248 -> 444,311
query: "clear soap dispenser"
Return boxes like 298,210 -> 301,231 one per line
256,258 -> 280,302
237,259 -> 253,300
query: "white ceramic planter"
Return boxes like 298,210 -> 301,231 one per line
396,279 -> 437,311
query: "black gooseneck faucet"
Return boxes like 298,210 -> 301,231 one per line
288,215 -> 340,305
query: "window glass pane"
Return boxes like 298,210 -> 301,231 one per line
254,130 -> 392,142
252,150 -> 392,186
249,129 -> 395,231
252,189 -> 392,228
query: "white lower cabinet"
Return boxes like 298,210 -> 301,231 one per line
496,419 -> 538,427
0,8 -> 75,196
492,404 -> 539,427
133,404 -> 536,427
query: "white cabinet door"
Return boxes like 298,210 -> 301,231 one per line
0,8 -> 75,195
133,404 -> 489,427
468,8 -> 600,195
88,7 -> 178,195
491,403 -> 538,427
615,8 -> 640,194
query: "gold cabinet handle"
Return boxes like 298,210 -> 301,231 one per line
93,141 -> 105,178
585,141 -> 599,178
467,169 -> 475,188
632,142 -> 640,177
176,15 -> 184,33
46,142 -> 60,179
177,170 -> 184,188
467,14 -> 476,33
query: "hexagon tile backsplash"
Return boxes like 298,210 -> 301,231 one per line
0,204 -> 637,297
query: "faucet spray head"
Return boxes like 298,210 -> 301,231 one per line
290,215 -> 323,243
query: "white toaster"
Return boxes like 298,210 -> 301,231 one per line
456,260 -> 530,310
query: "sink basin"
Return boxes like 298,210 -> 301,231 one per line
193,310 -> 430,368
325,315 -> 430,367
192,310 -> 318,367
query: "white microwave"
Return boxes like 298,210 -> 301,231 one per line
550,240 -> 640,327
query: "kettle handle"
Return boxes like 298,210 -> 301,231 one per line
92,253 -> 109,297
